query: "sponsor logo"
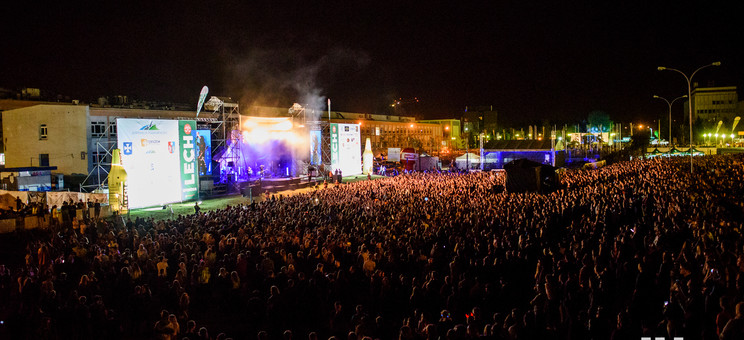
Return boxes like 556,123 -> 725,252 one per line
146,150 -> 156,154
123,142 -> 132,155
344,125 -> 350,132
140,139 -> 161,147
332,126 -> 337,133
179,121 -> 197,200
168,141 -> 174,153
139,121 -> 159,131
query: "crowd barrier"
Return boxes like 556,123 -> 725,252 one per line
583,160 -> 606,169
0,190 -> 108,211
0,205 -> 113,234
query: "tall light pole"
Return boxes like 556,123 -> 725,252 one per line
653,94 -> 687,147
658,61 -> 721,173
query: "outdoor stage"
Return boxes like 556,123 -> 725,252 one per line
240,176 -> 323,196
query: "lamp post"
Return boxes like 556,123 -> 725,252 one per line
658,61 -> 721,173
653,94 -> 687,148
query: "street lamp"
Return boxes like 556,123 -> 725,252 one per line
658,61 -> 721,172
653,94 -> 687,147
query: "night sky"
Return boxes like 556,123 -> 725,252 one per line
2,0 -> 742,124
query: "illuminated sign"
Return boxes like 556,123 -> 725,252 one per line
179,121 -> 198,201
331,123 -> 361,175
196,129 -> 212,175
117,119 -> 197,208
310,130 -> 322,165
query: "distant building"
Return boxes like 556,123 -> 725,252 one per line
350,119 -> 442,157
2,103 -> 89,174
462,106 -> 498,147
689,86 -> 738,123
417,119 -> 462,151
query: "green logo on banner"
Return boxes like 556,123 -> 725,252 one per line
179,120 -> 198,200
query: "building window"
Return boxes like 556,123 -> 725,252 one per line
39,154 -> 49,166
91,152 -> 110,164
40,124 -> 48,140
109,122 -> 117,136
91,122 -> 106,137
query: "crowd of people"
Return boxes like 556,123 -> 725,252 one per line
1,154 -> 744,340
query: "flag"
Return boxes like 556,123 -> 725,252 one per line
196,86 -> 209,117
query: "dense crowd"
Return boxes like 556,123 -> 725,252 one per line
1,154 -> 744,339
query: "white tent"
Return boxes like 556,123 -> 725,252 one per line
455,153 -> 480,169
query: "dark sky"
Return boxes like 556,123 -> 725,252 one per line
2,0 -> 742,124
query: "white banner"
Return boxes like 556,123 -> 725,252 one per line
117,119 -> 183,208
387,148 -> 401,162
331,123 -> 361,175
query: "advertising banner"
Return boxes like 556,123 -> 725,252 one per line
179,120 -> 198,201
331,124 -> 339,169
310,130 -> 322,165
387,148 -> 401,162
330,123 -> 361,175
196,130 -> 212,175
117,119 -> 197,208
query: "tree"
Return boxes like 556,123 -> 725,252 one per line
629,128 -> 651,157
587,111 -> 612,132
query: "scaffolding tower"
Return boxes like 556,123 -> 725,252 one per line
297,105 -> 332,169
204,96 -> 244,193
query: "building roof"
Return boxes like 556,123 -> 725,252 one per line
485,139 -> 555,150
691,86 -> 737,93
0,166 -> 58,173
0,99 -> 78,112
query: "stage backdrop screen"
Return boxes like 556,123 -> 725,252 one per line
331,123 -> 361,175
196,129 -> 212,175
310,130 -> 322,165
117,119 -> 198,209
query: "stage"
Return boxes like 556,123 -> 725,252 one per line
240,176 -> 323,196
